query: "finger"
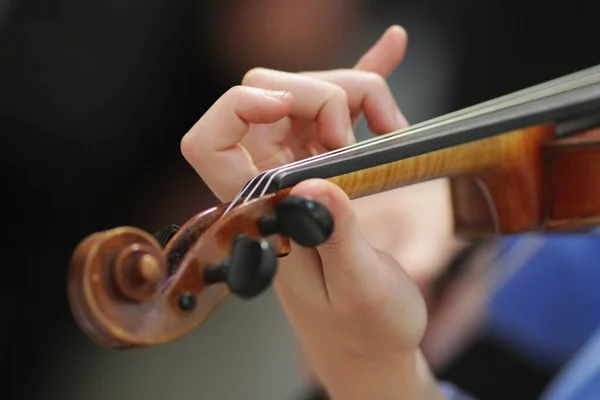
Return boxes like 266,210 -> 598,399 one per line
301,24 -> 409,133
239,118 -> 319,171
353,24 -> 407,126
243,68 -> 355,149
354,25 -> 408,77
180,85 -> 294,201
300,69 -> 408,134
289,179 -> 410,312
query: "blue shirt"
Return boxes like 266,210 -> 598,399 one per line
441,230 -> 600,399
441,327 -> 600,400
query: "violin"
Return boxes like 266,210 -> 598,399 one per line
68,64 -> 600,349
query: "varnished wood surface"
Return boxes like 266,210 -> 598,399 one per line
327,124 -> 557,235
67,120 -> 600,349
450,124 -> 556,235
544,126 -> 600,230
68,192 -> 290,348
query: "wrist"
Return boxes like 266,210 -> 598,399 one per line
320,349 -> 446,400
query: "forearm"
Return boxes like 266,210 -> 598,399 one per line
321,349 -> 447,400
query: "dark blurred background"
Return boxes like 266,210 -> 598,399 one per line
1,0 -> 598,399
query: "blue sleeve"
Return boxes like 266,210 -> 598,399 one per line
439,382 -> 476,400
438,230 -> 600,400
485,232 -> 600,366
541,326 -> 600,400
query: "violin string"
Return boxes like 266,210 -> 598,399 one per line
253,69 -> 600,201
222,65 -> 600,215
340,69 -> 600,157
265,63 -> 600,185
240,68 -> 600,211
224,175 -> 261,215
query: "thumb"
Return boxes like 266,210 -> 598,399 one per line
290,179 -> 395,308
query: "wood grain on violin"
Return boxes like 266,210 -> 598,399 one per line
544,126 -> 600,230
67,64 -> 600,349
326,124 -> 556,235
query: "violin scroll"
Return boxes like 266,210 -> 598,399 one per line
67,193 -> 335,348
68,227 -> 169,348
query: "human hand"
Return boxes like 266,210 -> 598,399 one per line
181,26 -> 444,399
181,25 -> 408,202
354,179 -> 467,295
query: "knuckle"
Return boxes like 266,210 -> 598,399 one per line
363,71 -> 387,89
223,85 -> 253,106
226,85 -> 246,98
329,84 -> 349,105
242,67 -> 268,85
180,131 -> 197,162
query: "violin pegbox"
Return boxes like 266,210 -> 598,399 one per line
191,193 -> 335,300
258,195 -> 335,248
66,191 -> 334,349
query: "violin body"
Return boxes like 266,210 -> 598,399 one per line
67,65 -> 600,349
451,124 -> 600,234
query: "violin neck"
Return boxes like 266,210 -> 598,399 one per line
268,65 -> 600,200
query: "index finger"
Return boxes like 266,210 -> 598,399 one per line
180,85 -> 294,201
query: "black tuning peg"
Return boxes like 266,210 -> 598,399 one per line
258,195 -> 334,247
203,235 -> 277,299
153,224 -> 180,248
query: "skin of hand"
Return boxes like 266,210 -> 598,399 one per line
354,179 -> 468,296
181,26 -> 447,399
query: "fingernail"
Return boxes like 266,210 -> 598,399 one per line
265,90 -> 288,100
246,86 -> 287,100
346,128 -> 356,146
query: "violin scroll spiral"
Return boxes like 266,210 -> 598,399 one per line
67,193 -> 335,349
68,227 -> 168,348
